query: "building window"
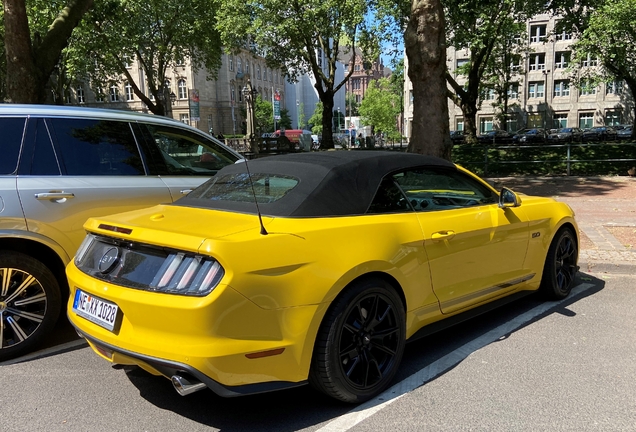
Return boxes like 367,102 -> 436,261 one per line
317,49 -> 323,68
553,113 -> 568,128
123,55 -> 132,69
231,85 -> 235,101
507,84 -> 519,99
76,86 -> 85,104
579,112 -> 594,129
581,53 -> 598,67
483,88 -> 495,101
456,58 -> 469,69
178,79 -> 187,99
180,114 -> 189,125
506,117 -> 517,132
605,110 -> 621,126
354,64 -> 360,72
353,78 -> 361,90
528,82 -> 544,98
580,80 -> 597,96
554,80 -> 570,97
237,58 -> 242,73
239,87 -> 243,102
479,117 -> 493,133
355,94 -> 361,103
555,29 -> 572,41
530,24 -> 547,43
456,118 -> 464,131
124,82 -> 134,101
229,57 -> 233,71
606,80 -> 624,95
555,52 -> 570,69
109,84 -> 119,102
257,65 -> 261,80
245,61 -> 249,74
529,53 -> 546,71
269,69 -> 273,82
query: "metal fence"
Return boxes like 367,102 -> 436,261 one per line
453,141 -> 636,176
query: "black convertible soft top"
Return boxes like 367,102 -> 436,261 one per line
177,151 -> 455,217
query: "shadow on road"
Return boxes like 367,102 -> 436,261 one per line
489,176 -> 634,199
122,273 -> 605,431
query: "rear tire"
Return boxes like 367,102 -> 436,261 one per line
0,252 -> 61,361
309,278 -> 405,403
539,228 -> 578,300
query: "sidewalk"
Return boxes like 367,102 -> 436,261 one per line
488,175 -> 636,275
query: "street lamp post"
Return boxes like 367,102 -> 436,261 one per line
242,80 -> 259,154
542,69 -> 550,132
337,107 -> 341,133
296,100 -> 300,129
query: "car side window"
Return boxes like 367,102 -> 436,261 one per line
47,118 -> 144,176
143,124 -> 237,176
392,167 -> 496,211
0,117 -> 26,175
367,176 -> 413,214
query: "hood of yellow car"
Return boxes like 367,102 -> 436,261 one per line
83,204 -> 270,252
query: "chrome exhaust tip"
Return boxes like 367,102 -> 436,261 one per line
171,374 -> 207,396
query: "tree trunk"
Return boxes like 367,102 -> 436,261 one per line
3,0 -> 94,103
3,0 -> 39,102
404,0 -> 451,160
320,87 -> 335,149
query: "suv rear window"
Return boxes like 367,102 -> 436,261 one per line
48,118 -> 144,175
0,117 -> 26,175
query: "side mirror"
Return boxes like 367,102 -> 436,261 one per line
499,187 -> 522,208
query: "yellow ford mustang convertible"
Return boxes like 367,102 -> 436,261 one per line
67,152 -> 578,403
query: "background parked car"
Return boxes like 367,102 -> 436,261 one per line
513,128 -> 548,144
617,126 -> 634,140
581,126 -> 618,142
547,127 -> 584,142
0,105 -> 241,361
450,130 -> 466,144
477,129 -> 514,144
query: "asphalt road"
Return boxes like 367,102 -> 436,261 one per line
2,272 -> 635,432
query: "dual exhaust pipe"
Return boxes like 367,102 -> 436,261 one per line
171,374 -> 207,396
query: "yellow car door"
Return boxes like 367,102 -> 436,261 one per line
393,167 -> 529,314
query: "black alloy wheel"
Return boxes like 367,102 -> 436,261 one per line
539,228 -> 578,300
0,252 -> 61,361
310,278 -> 405,403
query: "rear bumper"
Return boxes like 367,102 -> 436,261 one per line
73,326 -> 307,397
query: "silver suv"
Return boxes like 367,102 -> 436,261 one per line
0,105 -> 241,360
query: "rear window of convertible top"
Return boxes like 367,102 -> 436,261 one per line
187,173 -> 299,204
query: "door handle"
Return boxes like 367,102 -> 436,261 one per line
431,230 -> 456,241
180,189 -> 193,195
34,192 -> 75,201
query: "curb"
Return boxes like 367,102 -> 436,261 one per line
579,259 -> 636,276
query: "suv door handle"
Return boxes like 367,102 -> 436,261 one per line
34,192 -> 75,200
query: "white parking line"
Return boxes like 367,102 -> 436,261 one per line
317,283 -> 594,432
0,339 -> 88,366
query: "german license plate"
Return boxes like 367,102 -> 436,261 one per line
72,289 -> 119,331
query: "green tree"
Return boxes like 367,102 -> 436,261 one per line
359,78 -> 401,139
278,109 -> 292,130
444,0 -> 545,143
253,95 -> 274,134
216,0 -> 370,149
2,0 -> 94,103
345,92 -> 359,117
572,0 -> 636,136
308,102 -> 324,134
67,0 -> 223,116
298,102 -> 306,129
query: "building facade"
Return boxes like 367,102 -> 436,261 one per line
70,50 -> 286,137
404,14 -> 634,139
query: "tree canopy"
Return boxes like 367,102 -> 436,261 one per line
572,0 -> 636,134
2,0 -> 93,103
66,0 -> 223,116
215,0 -> 370,149
358,77 -> 401,139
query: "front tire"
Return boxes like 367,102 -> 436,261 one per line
0,252 -> 61,361
309,278 -> 406,403
539,228 -> 578,300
